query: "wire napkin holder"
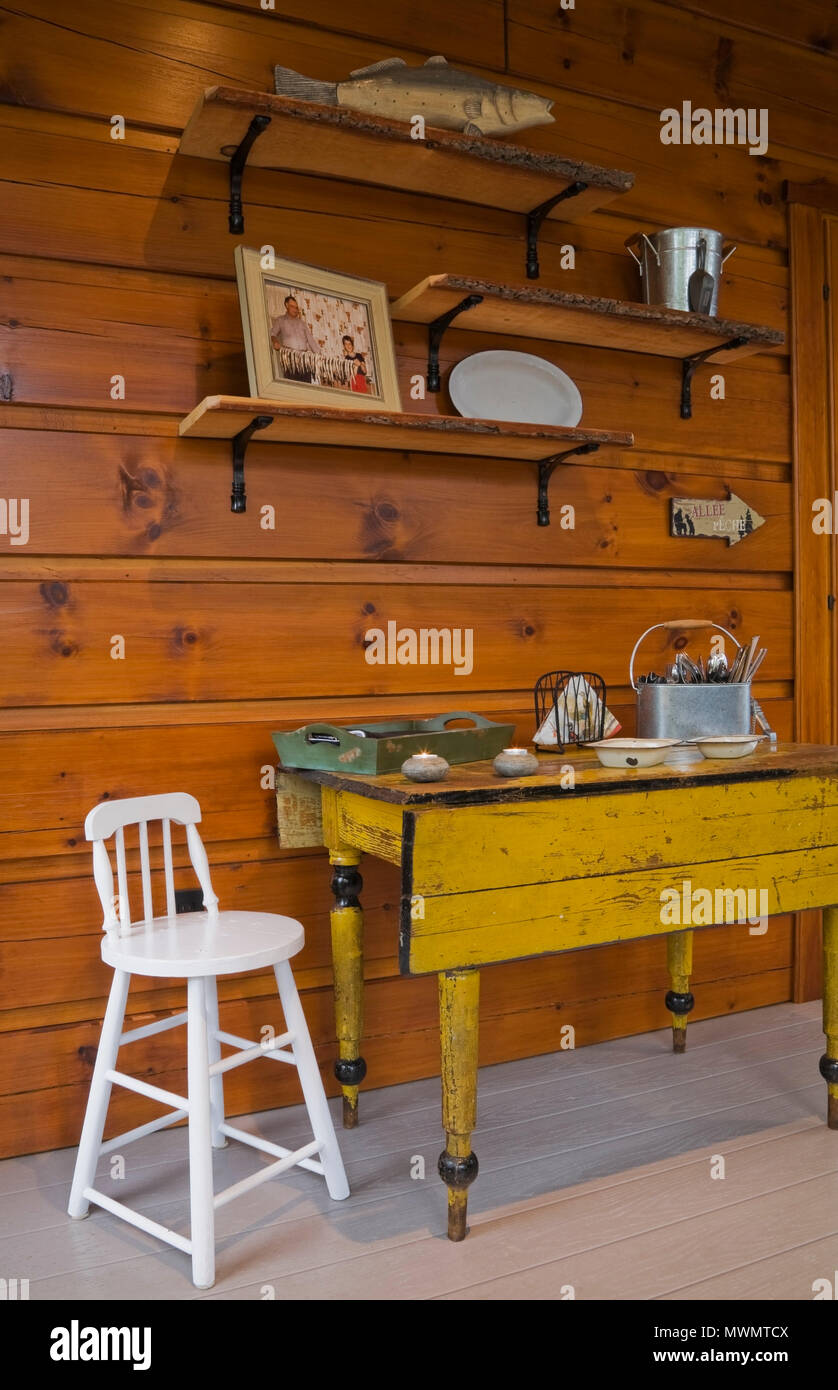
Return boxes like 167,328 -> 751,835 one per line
533,671 -> 611,752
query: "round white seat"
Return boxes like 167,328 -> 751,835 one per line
101,910 -> 306,977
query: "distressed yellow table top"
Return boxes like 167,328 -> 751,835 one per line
291,742 -> 838,804
279,744 -> 838,975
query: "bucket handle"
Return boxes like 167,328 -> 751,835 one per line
625,231 -> 660,269
629,619 -> 741,691
722,241 -> 737,266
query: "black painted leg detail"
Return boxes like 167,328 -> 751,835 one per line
334,1056 -> 367,1087
438,1149 -> 479,1189
666,990 -> 694,1054
820,1051 -> 838,1120
330,863 -> 363,909
821,1057 -> 838,1130
665,990 -> 695,1015
438,1149 -> 478,1240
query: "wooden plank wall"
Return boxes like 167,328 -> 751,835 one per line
0,0 -> 835,1157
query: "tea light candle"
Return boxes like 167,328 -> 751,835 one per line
401,751 -> 450,782
493,746 -> 539,777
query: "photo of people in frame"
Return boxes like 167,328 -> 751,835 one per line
263,280 -> 379,397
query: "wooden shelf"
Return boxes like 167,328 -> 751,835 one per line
178,87 -> 634,273
391,274 -> 785,417
180,396 -> 631,456
391,273 -> 785,359
179,396 -> 633,525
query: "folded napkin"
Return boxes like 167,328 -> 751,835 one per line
534,678 -> 621,746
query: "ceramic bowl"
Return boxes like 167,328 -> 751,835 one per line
589,738 -> 681,768
692,735 -> 761,759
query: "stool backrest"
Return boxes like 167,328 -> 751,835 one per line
85,793 -> 219,934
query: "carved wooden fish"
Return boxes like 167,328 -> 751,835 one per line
274,55 -> 554,138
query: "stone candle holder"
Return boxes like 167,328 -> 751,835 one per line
401,752 -> 451,782
493,747 -> 539,777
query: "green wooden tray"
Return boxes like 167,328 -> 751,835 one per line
273,712 -> 515,775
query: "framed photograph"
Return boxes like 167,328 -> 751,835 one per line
234,248 -> 401,411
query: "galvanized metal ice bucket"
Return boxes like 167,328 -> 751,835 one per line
625,227 -> 736,315
630,619 -> 753,741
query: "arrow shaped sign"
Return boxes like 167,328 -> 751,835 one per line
670,493 -> 765,547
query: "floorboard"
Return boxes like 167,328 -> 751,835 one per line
0,1002 -> 832,1301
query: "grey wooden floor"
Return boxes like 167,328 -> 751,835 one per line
3,1000 -> 837,1300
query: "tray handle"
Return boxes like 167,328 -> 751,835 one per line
296,722 -> 355,747
422,710 -> 491,731
629,620 -> 741,691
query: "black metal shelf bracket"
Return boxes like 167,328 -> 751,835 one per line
228,115 -> 272,234
537,441 -> 600,526
426,294 -> 484,392
680,335 -> 750,419
231,415 -> 272,513
526,181 -> 588,280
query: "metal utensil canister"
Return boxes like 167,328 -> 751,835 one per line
630,620 -> 752,741
624,228 -> 736,315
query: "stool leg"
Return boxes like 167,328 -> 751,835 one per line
187,976 -> 215,1289
68,968 -> 130,1219
666,929 -> 695,1054
204,976 -> 227,1148
438,968 -> 480,1242
275,961 -> 349,1201
329,848 -> 366,1129
820,906 -> 838,1129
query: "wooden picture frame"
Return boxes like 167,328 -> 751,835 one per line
234,248 -> 401,411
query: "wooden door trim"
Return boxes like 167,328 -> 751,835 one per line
785,181 -> 838,215
787,186 -> 836,1000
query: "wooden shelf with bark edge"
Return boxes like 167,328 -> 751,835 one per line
178,87 -> 635,276
390,273 -> 786,415
178,395 -> 633,526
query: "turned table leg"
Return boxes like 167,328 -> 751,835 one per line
329,847 -> 366,1129
666,929 -> 694,1054
438,968 -> 480,1242
820,906 -> 838,1130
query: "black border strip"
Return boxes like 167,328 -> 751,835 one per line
398,810 -> 417,976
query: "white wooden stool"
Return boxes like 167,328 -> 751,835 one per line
68,793 -> 349,1288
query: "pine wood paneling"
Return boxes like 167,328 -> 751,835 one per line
0,946 -> 792,1156
657,0 -> 838,53
0,430 -> 794,567
0,580 -> 793,706
507,0 -> 837,157
0,0 -> 831,1155
0,429 -> 793,567
0,925 -> 791,1092
0,692 -> 793,858
0,175 -> 791,324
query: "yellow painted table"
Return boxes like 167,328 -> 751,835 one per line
276,743 -> 838,1239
